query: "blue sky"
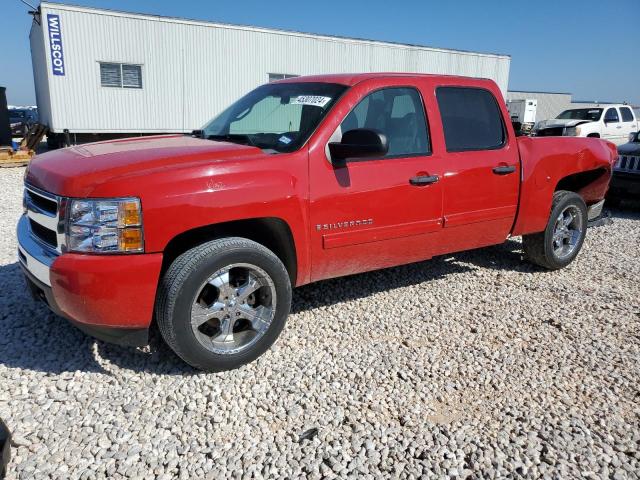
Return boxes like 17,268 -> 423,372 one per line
2,0 -> 638,105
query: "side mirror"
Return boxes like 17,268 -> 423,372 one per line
328,129 -> 388,165
0,418 -> 10,479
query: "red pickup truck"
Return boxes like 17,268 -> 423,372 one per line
19,73 -> 616,371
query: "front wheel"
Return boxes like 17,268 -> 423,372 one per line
156,237 -> 292,371
523,190 -> 588,270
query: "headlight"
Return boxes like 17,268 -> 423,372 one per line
67,198 -> 144,253
564,127 -> 578,136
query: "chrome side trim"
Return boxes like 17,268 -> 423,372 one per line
17,215 -> 58,287
587,199 -> 605,221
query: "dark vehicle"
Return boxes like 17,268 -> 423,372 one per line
608,131 -> 640,203
0,418 -> 9,479
9,108 -> 38,137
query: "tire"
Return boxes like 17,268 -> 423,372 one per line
587,133 -> 600,138
523,190 -> 588,270
156,237 -> 292,371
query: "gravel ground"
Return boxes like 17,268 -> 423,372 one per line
0,166 -> 639,479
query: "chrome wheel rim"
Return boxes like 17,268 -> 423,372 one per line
552,205 -> 583,260
190,263 -> 276,355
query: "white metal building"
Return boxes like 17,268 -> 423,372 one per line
506,90 -> 573,124
506,90 -> 628,124
30,2 -> 511,136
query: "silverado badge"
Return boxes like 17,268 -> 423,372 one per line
316,219 -> 373,231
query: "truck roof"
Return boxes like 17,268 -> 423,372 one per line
276,72 -> 496,87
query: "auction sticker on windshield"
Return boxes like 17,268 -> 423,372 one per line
292,96 -> 332,107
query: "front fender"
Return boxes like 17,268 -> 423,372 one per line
578,122 -> 600,136
94,150 -> 311,284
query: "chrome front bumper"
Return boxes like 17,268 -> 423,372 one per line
17,215 -> 58,287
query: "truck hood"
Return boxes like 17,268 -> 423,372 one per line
536,118 -> 593,129
25,135 -> 264,196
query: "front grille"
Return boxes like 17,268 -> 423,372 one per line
25,189 -> 57,215
615,155 -> 640,173
29,219 -> 57,249
536,127 -> 565,137
24,184 -> 62,253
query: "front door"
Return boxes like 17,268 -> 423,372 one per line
308,82 -> 444,282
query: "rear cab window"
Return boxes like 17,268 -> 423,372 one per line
620,107 -> 635,122
436,87 -> 506,152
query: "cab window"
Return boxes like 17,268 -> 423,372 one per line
620,107 -> 635,122
604,108 -> 620,123
339,87 -> 430,158
436,87 -> 506,152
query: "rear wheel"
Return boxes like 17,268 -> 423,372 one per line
156,237 -> 292,371
523,190 -> 587,270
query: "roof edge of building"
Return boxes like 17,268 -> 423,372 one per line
39,1 -> 511,59
508,89 -> 572,96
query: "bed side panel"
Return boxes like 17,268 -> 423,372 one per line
512,136 -> 615,236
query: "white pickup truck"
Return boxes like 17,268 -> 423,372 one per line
533,104 -> 638,145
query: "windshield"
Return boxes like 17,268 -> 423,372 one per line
201,82 -> 348,152
556,108 -> 603,121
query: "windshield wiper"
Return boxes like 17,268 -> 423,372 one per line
207,134 -> 256,147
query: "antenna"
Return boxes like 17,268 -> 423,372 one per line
18,0 -> 37,9
18,0 -> 41,24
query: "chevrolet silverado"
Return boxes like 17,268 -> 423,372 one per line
18,73 -> 617,371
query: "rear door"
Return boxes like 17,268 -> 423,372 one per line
619,106 -> 638,141
603,107 -> 624,144
432,85 -> 520,254
308,80 -> 444,281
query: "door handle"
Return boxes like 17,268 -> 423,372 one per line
409,175 -> 439,186
493,165 -> 516,175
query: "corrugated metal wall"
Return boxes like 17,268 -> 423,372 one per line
29,22 -> 52,128
35,2 -> 511,133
